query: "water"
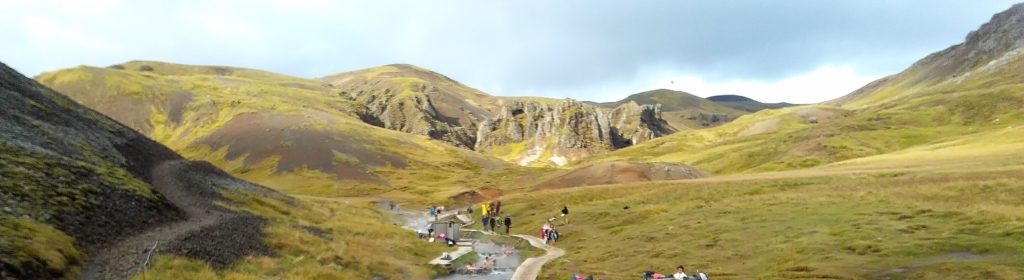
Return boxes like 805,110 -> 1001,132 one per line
389,206 -> 523,280
436,239 -> 521,280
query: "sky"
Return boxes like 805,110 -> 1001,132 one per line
1,1 -> 1019,103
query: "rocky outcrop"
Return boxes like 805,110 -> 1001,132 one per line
476,99 -> 674,166
341,85 -> 478,148
608,101 -> 675,147
323,64 -> 496,149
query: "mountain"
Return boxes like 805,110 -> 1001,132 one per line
35,61 -> 519,201
39,61 -> 677,172
320,64 -> 497,148
706,94 -> 796,112
585,3 -> 1024,175
832,3 -> 1024,107
598,89 -> 748,129
0,61 -> 287,279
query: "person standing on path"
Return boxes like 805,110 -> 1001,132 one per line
561,205 -> 570,224
489,216 -> 497,232
466,206 -> 473,219
481,202 -> 489,218
482,215 -> 489,231
428,206 -> 436,221
504,215 -> 512,235
495,200 -> 502,216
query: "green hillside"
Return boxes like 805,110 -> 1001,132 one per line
585,8 -> 1024,176
36,61 -> 530,204
707,94 -> 797,112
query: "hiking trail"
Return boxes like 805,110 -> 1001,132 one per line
78,160 -> 271,280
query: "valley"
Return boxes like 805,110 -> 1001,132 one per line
2,2 -> 1024,280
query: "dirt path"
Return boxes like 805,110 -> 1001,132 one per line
77,160 -> 270,280
510,234 -> 565,280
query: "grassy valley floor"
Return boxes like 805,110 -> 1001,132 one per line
498,137 -> 1024,279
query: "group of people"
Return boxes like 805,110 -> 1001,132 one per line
539,205 -> 569,245
479,200 -> 513,234
427,205 -> 446,221
540,220 -> 559,245
463,255 -> 498,274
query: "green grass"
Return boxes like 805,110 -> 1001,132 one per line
500,156 -> 1024,279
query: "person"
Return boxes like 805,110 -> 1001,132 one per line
504,215 -> 512,235
427,225 -> 434,237
561,205 -> 570,224
489,216 -> 497,232
541,221 -> 551,244
673,265 -> 688,279
546,225 -> 557,246
495,200 -> 502,215
464,262 -> 479,274
466,206 -> 473,218
482,215 -> 490,231
428,206 -> 436,219
481,202 -> 489,218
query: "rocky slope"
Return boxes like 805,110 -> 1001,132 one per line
320,64 -> 496,148
0,62 -> 278,279
832,2 -> 1024,107
707,94 -> 796,112
475,99 -> 674,166
598,89 -> 748,129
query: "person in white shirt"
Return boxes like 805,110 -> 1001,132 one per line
673,265 -> 688,279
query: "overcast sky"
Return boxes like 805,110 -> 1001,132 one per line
1,1 -> 1019,103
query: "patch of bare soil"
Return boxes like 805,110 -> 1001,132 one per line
533,162 -> 709,190
194,112 -> 410,182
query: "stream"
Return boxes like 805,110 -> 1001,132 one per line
385,200 -> 523,280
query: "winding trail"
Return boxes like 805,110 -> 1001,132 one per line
509,234 -> 565,280
79,160 -> 271,280
462,226 -> 564,280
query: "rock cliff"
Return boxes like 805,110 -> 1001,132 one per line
476,99 -> 674,166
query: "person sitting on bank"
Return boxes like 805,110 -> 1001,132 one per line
673,265 -> 688,279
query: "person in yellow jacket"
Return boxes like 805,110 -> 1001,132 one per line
481,202 -> 489,217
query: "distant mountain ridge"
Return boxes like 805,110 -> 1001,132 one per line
597,89 -> 748,129
707,94 -> 797,112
